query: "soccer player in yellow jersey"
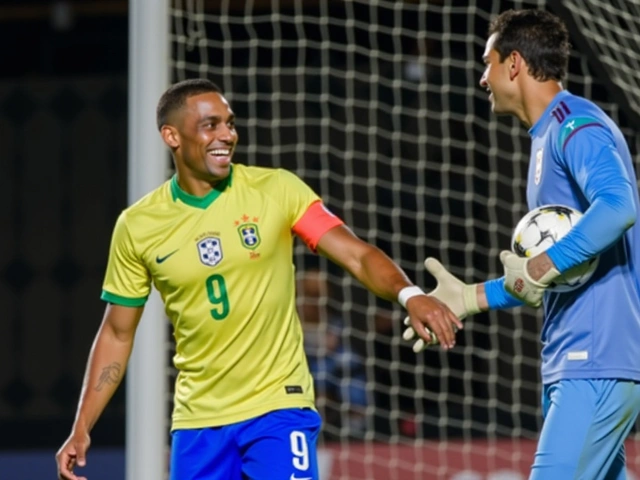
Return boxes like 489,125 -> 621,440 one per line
55,79 -> 461,480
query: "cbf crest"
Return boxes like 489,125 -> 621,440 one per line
197,237 -> 223,266
238,223 -> 261,250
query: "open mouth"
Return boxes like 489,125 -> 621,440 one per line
207,148 -> 233,165
209,148 -> 231,155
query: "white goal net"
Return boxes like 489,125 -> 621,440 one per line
167,1 -> 640,478
555,0 -> 640,122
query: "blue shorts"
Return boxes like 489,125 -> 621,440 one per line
169,408 -> 322,480
530,379 -> 640,480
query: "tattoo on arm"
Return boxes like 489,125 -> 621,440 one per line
95,362 -> 122,392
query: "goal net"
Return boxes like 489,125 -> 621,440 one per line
553,0 -> 640,123
167,1 -> 640,478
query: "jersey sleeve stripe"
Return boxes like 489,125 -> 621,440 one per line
561,123 -> 604,152
292,200 -> 344,252
101,290 -> 148,307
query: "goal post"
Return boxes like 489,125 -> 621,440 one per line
127,1 -> 170,479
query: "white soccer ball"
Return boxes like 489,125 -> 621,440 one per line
511,204 -> 599,292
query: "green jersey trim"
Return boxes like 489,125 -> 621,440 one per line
170,166 -> 233,209
101,290 -> 148,307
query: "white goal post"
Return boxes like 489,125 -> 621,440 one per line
127,1 -> 169,479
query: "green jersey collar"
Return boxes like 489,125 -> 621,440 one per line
170,166 -> 233,209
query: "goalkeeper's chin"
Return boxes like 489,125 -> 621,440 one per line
490,102 -> 511,116
487,94 -> 512,116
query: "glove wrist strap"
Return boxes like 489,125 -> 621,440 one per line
462,283 -> 481,315
525,264 -> 561,288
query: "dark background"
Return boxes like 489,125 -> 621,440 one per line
1,0 -> 638,454
1,0 -> 129,449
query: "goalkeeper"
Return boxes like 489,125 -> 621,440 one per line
405,9 -> 640,480
55,79 -> 461,480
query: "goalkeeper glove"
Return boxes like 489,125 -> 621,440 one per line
499,250 -> 560,308
402,258 -> 482,352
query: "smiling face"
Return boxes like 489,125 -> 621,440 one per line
161,91 -> 238,184
479,33 -> 520,116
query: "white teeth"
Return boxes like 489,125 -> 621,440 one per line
210,149 -> 230,155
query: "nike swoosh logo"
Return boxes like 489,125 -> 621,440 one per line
290,475 -> 312,480
156,249 -> 178,264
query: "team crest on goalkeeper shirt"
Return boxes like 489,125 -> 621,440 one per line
534,147 -> 544,185
237,223 -> 261,250
196,237 -> 223,267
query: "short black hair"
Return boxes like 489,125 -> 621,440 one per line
156,79 -> 223,130
489,9 -> 571,82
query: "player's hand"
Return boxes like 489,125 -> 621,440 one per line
403,316 -> 438,351
403,293 -> 463,351
500,250 -> 559,307
56,431 -> 91,480
403,258 -> 481,352
423,258 -> 481,320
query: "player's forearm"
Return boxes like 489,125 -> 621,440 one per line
316,227 -> 415,301
348,246 -> 413,302
72,324 -> 133,434
546,188 -> 636,272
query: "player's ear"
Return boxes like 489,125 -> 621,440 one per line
509,51 -> 523,80
160,124 -> 180,149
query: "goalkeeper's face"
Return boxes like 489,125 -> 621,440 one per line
170,92 -> 238,184
480,34 -> 519,116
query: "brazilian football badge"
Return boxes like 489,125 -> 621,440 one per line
238,223 -> 261,250
235,215 -> 262,258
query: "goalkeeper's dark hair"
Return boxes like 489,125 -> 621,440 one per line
489,9 -> 571,82
156,79 -> 223,130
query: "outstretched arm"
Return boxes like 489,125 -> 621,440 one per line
403,259 -> 524,352
316,225 -> 463,349
56,304 -> 144,480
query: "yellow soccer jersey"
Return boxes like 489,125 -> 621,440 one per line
101,164 -> 322,429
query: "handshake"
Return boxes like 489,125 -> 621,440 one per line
403,252 -> 556,352
401,258 -> 481,352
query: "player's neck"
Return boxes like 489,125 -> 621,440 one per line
175,171 -> 225,197
519,81 -> 564,128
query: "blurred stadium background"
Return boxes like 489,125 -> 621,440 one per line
1,0 -> 640,479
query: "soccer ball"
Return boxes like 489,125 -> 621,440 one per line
511,204 -> 599,292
